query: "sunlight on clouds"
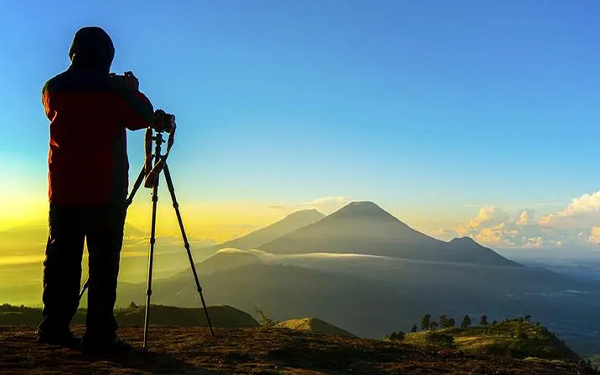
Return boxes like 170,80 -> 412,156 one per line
432,190 -> 600,249
589,227 -> 600,244
474,224 -> 505,245
523,237 -> 543,248
516,210 -> 535,226
539,191 -> 600,228
453,205 -> 509,238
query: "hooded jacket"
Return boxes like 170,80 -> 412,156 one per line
43,27 -> 154,205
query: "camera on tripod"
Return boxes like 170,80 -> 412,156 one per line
152,109 -> 175,133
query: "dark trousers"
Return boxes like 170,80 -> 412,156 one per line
39,203 -> 126,341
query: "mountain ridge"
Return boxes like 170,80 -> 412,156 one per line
259,201 -> 517,267
197,209 -> 325,253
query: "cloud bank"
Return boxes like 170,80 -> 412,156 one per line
430,191 -> 600,249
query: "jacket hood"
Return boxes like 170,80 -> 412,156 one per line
69,27 -> 115,73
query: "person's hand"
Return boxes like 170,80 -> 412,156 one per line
168,114 -> 176,132
123,71 -> 139,91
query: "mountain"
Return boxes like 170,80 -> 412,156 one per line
181,248 -> 263,276
117,263 -> 427,339
114,201 -> 591,343
259,201 -> 517,267
202,209 -> 325,252
276,317 -> 357,337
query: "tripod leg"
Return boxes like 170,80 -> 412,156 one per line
143,176 -> 160,351
126,166 -> 147,207
79,166 -> 147,301
163,164 -> 215,337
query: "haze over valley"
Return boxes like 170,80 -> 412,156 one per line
3,201 -> 600,357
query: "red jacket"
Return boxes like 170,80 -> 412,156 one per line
43,28 -> 154,205
43,70 -> 153,205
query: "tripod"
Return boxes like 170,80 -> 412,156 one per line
79,128 -> 214,351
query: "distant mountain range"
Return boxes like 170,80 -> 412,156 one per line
115,201 -> 600,346
259,201 -> 517,267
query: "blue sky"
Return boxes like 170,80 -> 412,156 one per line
1,1 -> 600,246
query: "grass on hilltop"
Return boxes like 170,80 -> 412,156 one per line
399,319 -> 581,362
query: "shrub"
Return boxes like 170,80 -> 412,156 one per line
480,314 -> 488,326
390,331 -> 405,341
421,314 -> 431,330
253,306 -> 278,327
426,332 -> 455,348
461,315 -> 471,328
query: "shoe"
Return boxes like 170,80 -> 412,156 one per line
81,336 -> 133,354
37,330 -> 81,349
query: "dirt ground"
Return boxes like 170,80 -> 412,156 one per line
0,326 -> 595,374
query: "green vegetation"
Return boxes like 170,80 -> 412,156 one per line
480,314 -> 488,326
276,317 -> 357,338
420,313 -> 431,330
253,305 -> 279,327
395,314 -> 581,362
461,315 -> 471,328
383,330 -> 405,342
439,314 -> 455,328
0,303 -> 259,328
425,332 -> 455,347
588,353 -> 600,371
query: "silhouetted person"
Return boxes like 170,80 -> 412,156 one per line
38,26 -> 154,352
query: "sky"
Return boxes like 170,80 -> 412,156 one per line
0,1 -> 599,249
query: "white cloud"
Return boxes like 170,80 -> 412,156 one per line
453,205 -> 510,238
589,227 -> 600,244
516,210 -> 536,226
539,191 -> 600,228
431,191 -> 600,249
216,248 -> 247,254
429,228 -> 456,241
523,237 -> 543,248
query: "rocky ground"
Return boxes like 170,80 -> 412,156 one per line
0,326 -> 595,374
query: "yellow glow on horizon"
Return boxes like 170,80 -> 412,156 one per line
0,194 -> 47,231
125,200 -> 292,243
0,196 -> 298,245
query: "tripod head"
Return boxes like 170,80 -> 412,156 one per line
143,112 -> 177,188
